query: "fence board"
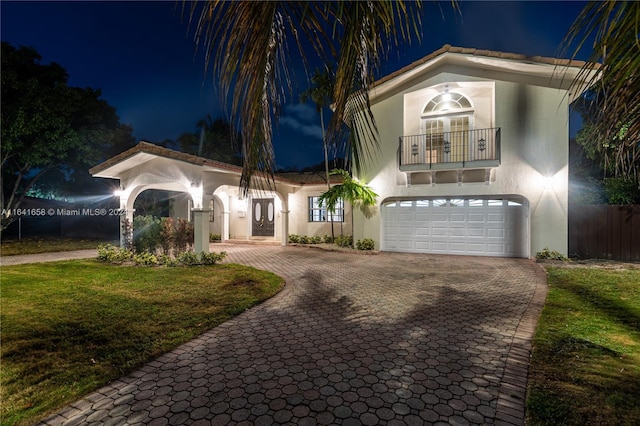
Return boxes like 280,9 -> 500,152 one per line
569,205 -> 640,262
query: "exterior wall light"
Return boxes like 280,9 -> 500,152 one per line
411,143 -> 419,156
114,185 -> 124,197
189,182 -> 203,209
442,86 -> 451,102
478,138 -> 486,151
443,140 -> 451,154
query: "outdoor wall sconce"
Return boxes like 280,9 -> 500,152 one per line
442,85 -> 451,102
189,181 -> 203,209
478,138 -> 486,151
411,143 -> 419,156
114,185 -> 124,197
443,140 -> 451,154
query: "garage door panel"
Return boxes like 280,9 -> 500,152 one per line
487,228 -> 505,238
432,213 -> 448,222
415,241 -> 431,250
468,213 -> 486,223
467,227 -> 485,237
450,227 -> 466,237
415,227 -> 430,236
382,197 -> 528,257
431,241 -> 448,251
450,213 -> 466,222
467,242 -> 487,253
487,213 -> 505,222
432,227 -> 448,236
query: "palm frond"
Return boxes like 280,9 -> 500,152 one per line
562,1 -> 640,182
187,0 -> 427,193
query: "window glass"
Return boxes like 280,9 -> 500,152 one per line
424,92 -> 472,113
450,199 -> 464,207
433,199 -> 447,207
399,201 -> 413,207
468,199 -> 484,207
488,199 -> 503,207
309,196 -> 344,222
416,200 -> 430,207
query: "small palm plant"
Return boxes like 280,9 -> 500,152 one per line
318,169 -> 378,245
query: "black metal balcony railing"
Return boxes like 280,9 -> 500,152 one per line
399,127 -> 501,170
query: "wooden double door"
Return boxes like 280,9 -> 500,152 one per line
252,198 -> 275,237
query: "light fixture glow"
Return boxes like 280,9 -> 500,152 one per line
442,86 -> 451,102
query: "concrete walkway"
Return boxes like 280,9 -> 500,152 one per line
21,245 -> 546,425
0,249 -> 98,266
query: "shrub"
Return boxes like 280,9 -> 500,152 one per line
97,244 -> 133,264
174,219 -> 194,253
133,215 -> 162,253
356,238 -> 375,250
200,251 -> 227,265
334,235 -> 353,248
157,254 -> 179,267
133,252 -> 159,266
323,234 -> 334,244
288,234 -> 300,244
159,217 -> 175,255
310,236 -> 322,244
177,251 -> 200,266
299,235 -> 310,244
209,233 -> 221,242
535,247 -> 569,261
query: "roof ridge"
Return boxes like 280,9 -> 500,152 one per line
373,44 -> 596,89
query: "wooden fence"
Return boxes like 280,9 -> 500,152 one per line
569,205 -> 640,262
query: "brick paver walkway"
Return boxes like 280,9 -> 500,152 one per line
34,245 -> 546,425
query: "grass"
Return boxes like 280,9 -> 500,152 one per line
0,260 -> 284,426
527,266 -> 640,425
0,238 -> 110,256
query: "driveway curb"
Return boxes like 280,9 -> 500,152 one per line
495,260 -> 548,425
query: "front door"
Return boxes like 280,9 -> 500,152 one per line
252,198 -> 275,237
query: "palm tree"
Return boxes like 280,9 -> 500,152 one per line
300,66 -> 336,238
562,1 -> 640,185
183,1 -> 429,194
318,168 -> 378,245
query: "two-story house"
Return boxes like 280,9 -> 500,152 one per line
91,45 -> 594,257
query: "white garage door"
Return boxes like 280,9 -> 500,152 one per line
382,197 -> 529,257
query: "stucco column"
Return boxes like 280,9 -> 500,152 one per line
192,208 -> 211,253
222,210 -> 230,242
281,210 -> 289,246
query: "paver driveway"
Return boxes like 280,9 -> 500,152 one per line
39,245 -> 546,426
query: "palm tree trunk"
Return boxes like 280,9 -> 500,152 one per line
320,109 -> 335,240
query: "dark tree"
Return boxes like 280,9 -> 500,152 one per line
1,42 -> 135,230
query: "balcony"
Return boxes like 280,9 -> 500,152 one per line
399,127 -> 501,172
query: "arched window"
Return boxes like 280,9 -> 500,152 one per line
423,92 -> 472,114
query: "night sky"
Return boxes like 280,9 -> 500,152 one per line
1,1 -> 590,169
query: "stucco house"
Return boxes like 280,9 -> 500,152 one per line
90,45 -> 594,257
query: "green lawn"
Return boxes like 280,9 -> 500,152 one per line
527,266 -> 640,425
0,260 -> 284,426
0,238 -> 110,256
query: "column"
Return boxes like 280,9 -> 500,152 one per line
192,208 -> 211,253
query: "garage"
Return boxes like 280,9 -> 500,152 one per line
381,196 -> 529,257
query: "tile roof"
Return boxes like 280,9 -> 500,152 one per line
373,44 -> 597,88
89,142 -> 341,186
89,141 -> 243,176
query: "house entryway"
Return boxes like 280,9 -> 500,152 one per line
251,198 -> 275,237
381,196 -> 529,257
